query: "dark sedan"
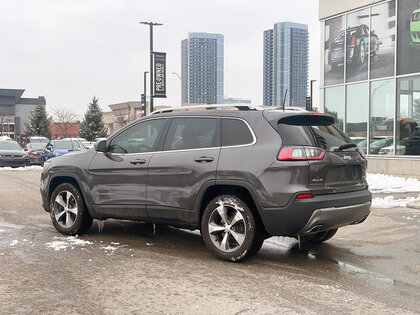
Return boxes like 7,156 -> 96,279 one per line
0,141 -> 30,168
25,143 -> 47,165
328,24 -> 379,70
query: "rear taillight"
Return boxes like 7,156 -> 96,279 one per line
350,36 -> 356,46
28,150 -> 38,155
296,193 -> 314,199
277,146 -> 325,161
328,42 -> 332,51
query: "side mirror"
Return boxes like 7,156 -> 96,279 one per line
95,140 -> 107,153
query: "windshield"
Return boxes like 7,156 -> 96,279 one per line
54,141 -> 75,150
27,143 -> 46,150
0,141 -> 22,150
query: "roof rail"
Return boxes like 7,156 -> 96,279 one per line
149,104 -> 261,115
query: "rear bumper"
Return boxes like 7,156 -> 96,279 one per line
258,189 -> 372,236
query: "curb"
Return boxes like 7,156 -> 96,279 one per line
406,201 -> 420,210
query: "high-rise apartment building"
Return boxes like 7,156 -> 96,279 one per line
263,22 -> 308,107
181,32 -> 224,104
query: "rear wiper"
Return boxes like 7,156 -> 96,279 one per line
334,143 -> 357,151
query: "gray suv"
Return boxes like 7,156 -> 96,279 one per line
40,106 -> 371,262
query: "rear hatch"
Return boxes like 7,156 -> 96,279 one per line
264,112 -> 367,195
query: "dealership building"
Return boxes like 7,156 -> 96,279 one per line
319,0 -> 420,175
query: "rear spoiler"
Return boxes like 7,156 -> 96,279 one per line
263,111 -> 335,128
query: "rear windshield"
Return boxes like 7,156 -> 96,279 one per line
269,114 -> 354,151
54,141 -> 75,150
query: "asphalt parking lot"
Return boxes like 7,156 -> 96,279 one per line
0,169 -> 419,314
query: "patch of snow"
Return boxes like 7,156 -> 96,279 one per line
9,240 -> 19,247
367,173 -> 420,193
0,166 -> 43,171
100,245 -> 117,251
45,236 -> 93,251
371,195 -> 420,208
0,228 -> 4,233
145,243 -> 154,246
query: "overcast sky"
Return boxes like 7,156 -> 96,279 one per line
0,0 -> 320,116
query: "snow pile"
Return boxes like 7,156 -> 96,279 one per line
371,195 -> 420,208
45,236 -> 93,251
367,173 -> 420,193
9,240 -> 19,247
0,165 -> 43,171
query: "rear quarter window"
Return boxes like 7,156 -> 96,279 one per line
221,118 -> 254,146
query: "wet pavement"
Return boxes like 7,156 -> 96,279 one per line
0,169 -> 419,314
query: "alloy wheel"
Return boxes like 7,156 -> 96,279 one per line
207,204 -> 246,253
53,190 -> 78,229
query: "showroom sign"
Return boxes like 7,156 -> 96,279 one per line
153,52 -> 166,98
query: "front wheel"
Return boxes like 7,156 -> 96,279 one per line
201,195 -> 262,262
299,228 -> 338,244
50,183 -> 93,235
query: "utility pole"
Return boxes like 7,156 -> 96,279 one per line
143,71 -> 148,116
140,21 -> 163,113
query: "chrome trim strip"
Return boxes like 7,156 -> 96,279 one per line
315,201 -> 371,212
101,116 -> 257,156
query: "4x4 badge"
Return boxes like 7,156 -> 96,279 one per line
343,155 -> 351,161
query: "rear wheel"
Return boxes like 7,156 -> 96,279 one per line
50,183 -> 93,235
299,228 -> 338,244
201,195 -> 262,262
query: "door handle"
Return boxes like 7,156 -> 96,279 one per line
194,156 -> 214,163
130,159 -> 147,165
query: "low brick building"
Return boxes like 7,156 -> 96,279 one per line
49,122 -> 81,139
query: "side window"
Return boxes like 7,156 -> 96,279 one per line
109,119 -> 166,154
221,118 -> 254,147
163,118 -> 218,151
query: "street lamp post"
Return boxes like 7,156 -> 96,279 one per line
171,72 -> 182,106
143,71 -> 148,116
140,21 -> 163,114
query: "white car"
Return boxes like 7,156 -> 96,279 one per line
379,139 -> 407,155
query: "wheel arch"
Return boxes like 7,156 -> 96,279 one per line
195,180 -> 266,232
48,174 -> 93,216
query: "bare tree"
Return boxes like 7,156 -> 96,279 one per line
51,107 -> 79,138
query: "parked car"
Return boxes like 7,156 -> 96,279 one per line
405,126 -> 420,155
27,136 -> 49,144
0,140 -> 30,168
379,139 -> 407,155
41,139 -> 86,165
40,106 -> 371,262
328,24 -> 379,70
369,137 -> 394,154
411,9 -> 420,46
25,142 -> 47,165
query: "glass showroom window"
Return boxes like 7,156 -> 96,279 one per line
397,75 -> 420,156
325,86 -> 344,131
370,79 -> 395,155
346,8 -> 370,83
346,83 -> 368,148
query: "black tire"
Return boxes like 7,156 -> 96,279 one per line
50,183 -> 93,235
299,228 -> 338,245
201,194 -> 261,262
